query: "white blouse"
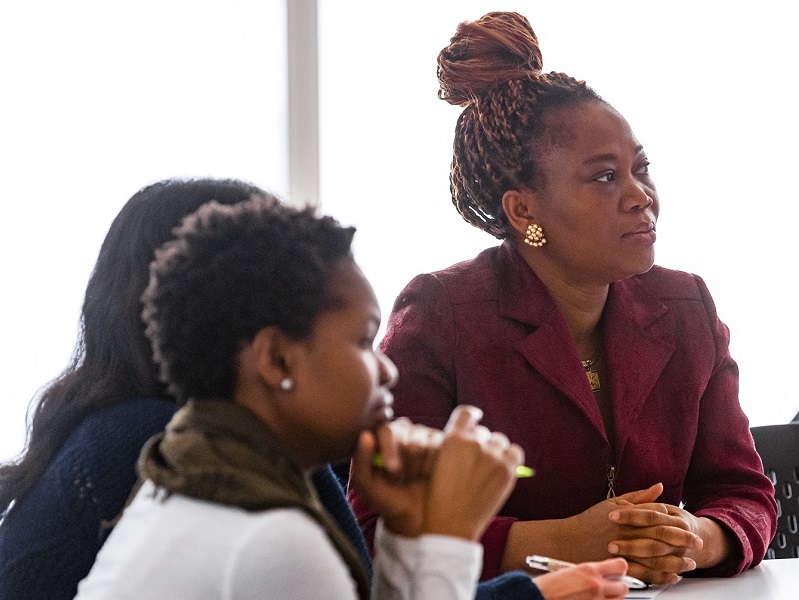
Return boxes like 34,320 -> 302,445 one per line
75,480 -> 482,600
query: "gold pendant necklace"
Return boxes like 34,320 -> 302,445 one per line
581,356 -> 601,392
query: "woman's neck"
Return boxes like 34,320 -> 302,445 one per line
525,256 -> 608,358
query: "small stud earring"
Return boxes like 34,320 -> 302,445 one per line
524,223 -> 546,247
280,378 -> 294,391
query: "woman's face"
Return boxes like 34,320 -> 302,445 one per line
524,101 -> 659,285
279,259 -> 397,467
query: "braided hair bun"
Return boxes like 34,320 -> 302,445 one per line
437,12 -> 543,107
438,11 -> 602,239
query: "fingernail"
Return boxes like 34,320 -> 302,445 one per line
608,543 -> 619,554
465,405 -> 483,420
685,558 -> 696,571
609,511 -> 620,521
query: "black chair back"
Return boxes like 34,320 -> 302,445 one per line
750,423 -> 799,559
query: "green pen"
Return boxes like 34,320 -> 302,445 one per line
372,453 -> 534,478
515,465 -> 535,478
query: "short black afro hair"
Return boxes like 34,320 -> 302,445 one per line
141,197 -> 356,403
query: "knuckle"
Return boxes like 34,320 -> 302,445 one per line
654,524 -> 672,538
642,540 -> 660,555
646,510 -> 664,525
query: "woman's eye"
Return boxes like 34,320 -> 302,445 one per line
636,161 -> 650,175
596,172 -> 615,183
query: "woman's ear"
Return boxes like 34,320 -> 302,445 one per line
501,188 -> 541,237
249,327 -> 295,390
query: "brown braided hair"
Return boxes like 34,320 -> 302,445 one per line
438,11 -> 606,239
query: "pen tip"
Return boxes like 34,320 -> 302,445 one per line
516,465 -> 535,478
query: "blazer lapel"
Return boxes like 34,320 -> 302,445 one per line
496,243 -> 607,438
604,276 -> 675,454
496,243 -> 676,446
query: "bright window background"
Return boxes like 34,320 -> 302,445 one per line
2,1 -> 797,463
0,0 -> 288,461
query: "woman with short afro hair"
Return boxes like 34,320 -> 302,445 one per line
79,197 -> 628,600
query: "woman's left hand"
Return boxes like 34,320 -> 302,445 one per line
606,503 -> 730,583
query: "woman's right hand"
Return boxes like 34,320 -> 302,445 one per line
566,485 -> 699,584
504,484 -> 699,583
533,558 -> 629,600
349,418 -> 439,538
350,404 -> 523,541
560,484 -> 669,561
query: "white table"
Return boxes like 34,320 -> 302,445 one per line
653,558 -> 799,599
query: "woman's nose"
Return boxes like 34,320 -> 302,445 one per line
624,184 -> 654,211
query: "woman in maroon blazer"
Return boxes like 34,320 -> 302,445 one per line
350,11 -> 776,587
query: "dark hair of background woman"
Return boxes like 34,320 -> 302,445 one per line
0,178 -> 269,512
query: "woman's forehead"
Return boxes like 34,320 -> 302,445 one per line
540,102 -> 638,157
325,260 -> 379,313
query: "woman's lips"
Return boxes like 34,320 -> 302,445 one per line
623,223 -> 657,244
378,404 -> 395,422
371,393 -> 395,425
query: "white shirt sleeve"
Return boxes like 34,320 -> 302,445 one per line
373,520 -> 482,600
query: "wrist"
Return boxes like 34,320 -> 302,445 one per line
501,517 -> 575,572
553,513 -> 581,562
382,512 -> 422,539
690,516 -> 732,569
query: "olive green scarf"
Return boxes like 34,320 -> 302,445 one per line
138,399 -> 370,599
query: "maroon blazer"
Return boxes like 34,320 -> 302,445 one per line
350,241 -> 776,580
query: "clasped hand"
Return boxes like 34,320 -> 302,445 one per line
570,483 -> 704,584
350,405 -> 524,541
